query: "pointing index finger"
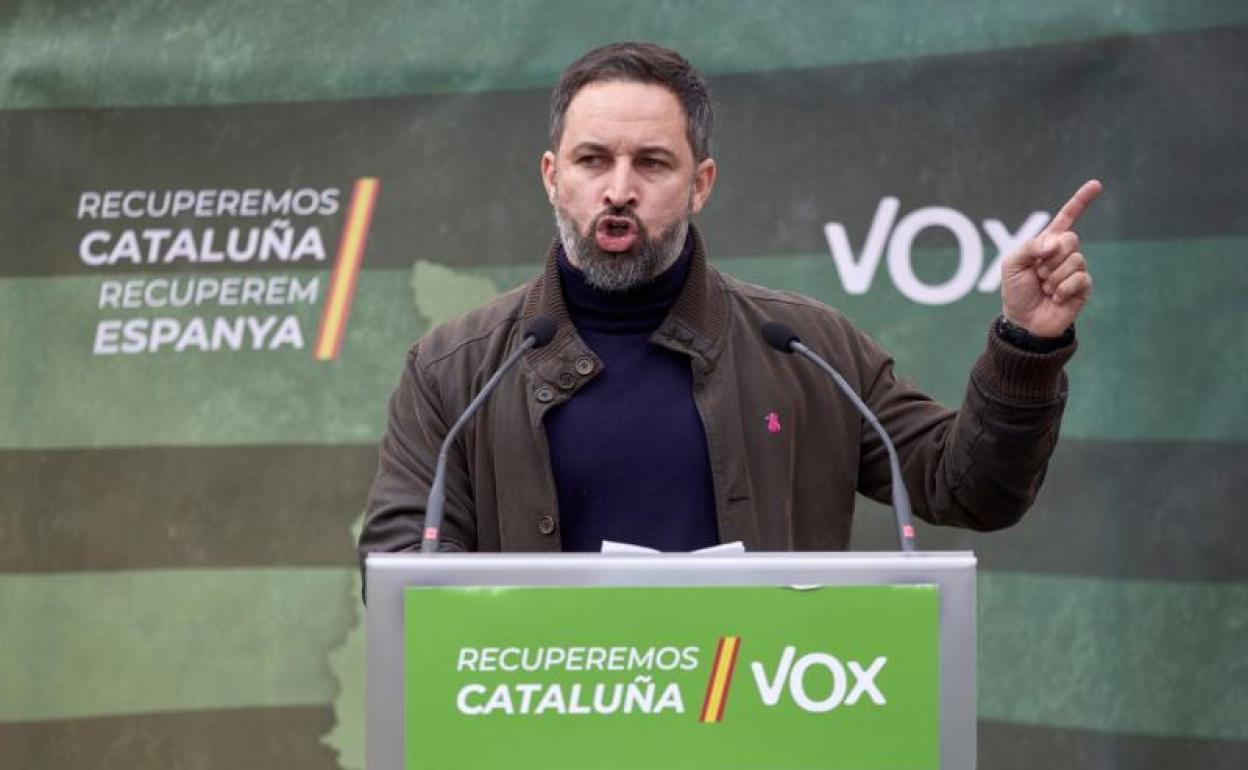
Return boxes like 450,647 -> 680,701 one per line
1043,179 -> 1103,235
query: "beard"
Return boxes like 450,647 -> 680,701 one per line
554,203 -> 689,293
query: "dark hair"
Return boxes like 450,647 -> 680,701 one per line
549,42 -> 714,161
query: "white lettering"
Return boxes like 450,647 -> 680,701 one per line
515,683 -> 542,713
122,191 -> 145,218
826,201 -> 1053,304
211,316 -> 245,349
825,196 -> 900,294
240,189 -> 261,216
287,275 -> 316,303
545,647 -> 567,671
751,648 -> 886,713
627,648 -> 656,670
535,684 -> 567,715
320,187 -> 341,216
498,648 -> 519,672
110,230 -> 143,265
271,314 -> 303,349
142,229 -> 172,262
457,647 -> 480,672
681,646 -> 700,671
291,226 -> 327,261
79,230 -> 111,266
143,279 -> 168,308
216,277 -> 237,306
291,188 -> 320,216
78,192 -> 102,219
484,684 -> 514,715
218,189 -> 240,217
100,191 -> 122,218
98,280 -> 122,309
171,189 -> 195,216
788,653 -> 848,713
263,189 -> 292,216
567,684 -> 592,715
653,682 -> 685,714
750,645 -> 795,706
198,228 -> 224,263
92,319 -> 121,354
623,676 -> 655,714
245,316 -> 277,349
145,317 -> 179,351
164,229 -> 197,262
887,206 -> 982,306
240,276 -> 265,306
226,227 -> 258,262
978,212 -> 1049,292
592,683 -> 623,714
176,318 -> 209,352
121,318 -> 146,354
197,278 -> 223,306
585,647 -> 607,671
845,657 -> 887,705
456,684 -> 485,715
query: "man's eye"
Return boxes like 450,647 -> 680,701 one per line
639,158 -> 667,170
577,156 -> 604,167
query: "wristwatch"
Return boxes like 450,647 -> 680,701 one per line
995,315 -> 1074,354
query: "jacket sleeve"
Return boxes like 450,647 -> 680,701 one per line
855,322 -> 1075,530
358,345 -> 475,582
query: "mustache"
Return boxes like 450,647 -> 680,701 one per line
591,206 -> 642,230
584,205 -> 643,238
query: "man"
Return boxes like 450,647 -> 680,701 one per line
359,42 -> 1099,559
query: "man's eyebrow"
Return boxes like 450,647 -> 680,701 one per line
636,145 -> 678,160
568,142 -> 610,156
566,142 -> 679,160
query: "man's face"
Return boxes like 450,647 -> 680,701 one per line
541,80 -> 716,291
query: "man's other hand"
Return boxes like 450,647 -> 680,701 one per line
1001,179 -> 1103,338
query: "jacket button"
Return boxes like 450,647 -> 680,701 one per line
574,356 -> 595,375
534,385 -> 554,403
537,515 -> 557,535
557,371 -> 576,390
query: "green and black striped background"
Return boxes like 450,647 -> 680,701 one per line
2,2 -> 1246,768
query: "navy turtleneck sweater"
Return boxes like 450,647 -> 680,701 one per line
545,238 -> 720,552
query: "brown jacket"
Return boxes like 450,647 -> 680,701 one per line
360,228 -> 1073,557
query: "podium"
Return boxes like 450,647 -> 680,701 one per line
366,551 -> 976,769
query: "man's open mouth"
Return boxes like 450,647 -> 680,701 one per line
595,216 -> 639,253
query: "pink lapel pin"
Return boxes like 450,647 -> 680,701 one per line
765,412 -> 782,434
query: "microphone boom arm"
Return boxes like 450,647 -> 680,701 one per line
790,341 -> 917,552
421,317 -> 556,552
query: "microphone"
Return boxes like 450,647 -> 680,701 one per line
760,321 -> 917,552
421,316 -> 558,552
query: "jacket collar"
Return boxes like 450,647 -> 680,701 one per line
519,224 -> 727,374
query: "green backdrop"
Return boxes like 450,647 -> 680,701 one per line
1,2 -> 1245,768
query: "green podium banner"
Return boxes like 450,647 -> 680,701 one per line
404,585 -> 939,770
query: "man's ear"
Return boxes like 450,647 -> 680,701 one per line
690,158 -> 717,214
540,151 -> 557,204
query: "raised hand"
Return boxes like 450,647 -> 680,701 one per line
1001,179 -> 1103,338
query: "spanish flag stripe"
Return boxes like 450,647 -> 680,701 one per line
700,635 -> 741,723
698,636 -> 728,722
314,177 -> 379,360
712,636 -> 742,720
712,636 -> 742,722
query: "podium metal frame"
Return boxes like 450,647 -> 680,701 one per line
366,551 -> 976,769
